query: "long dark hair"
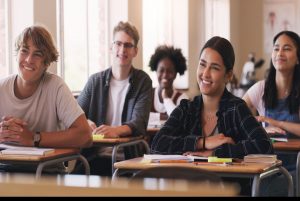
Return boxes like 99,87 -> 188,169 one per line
199,36 -> 235,72
263,31 -> 300,114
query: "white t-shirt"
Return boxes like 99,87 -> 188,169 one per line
245,80 -> 266,116
153,87 -> 189,116
240,61 -> 255,85
106,76 -> 130,126
0,72 -> 84,132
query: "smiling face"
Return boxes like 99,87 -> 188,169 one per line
156,58 -> 177,89
17,38 -> 47,84
272,34 -> 299,73
197,48 -> 232,98
111,31 -> 138,68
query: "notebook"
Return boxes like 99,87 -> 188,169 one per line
0,143 -> 54,156
143,154 -> 208,162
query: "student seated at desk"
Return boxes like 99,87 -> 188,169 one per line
243,31 -> 300,168
148,45 -> 189,120
76,21 -> 152,176
243,31 -> 300,196
150,37 -> 273,196
0,25 -> 92,172
151,36 -> 273,158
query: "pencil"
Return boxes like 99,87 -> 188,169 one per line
153,160 -> 192,163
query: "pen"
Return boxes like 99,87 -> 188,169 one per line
153,160 -> 192,163
194,162 -> 231,166
194,162 -> 245,166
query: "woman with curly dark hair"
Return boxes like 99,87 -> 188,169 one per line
149,45 -> 189,118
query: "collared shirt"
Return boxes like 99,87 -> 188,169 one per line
150,89 -> 273,159
77,67 -> 152,136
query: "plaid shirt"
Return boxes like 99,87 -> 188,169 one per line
151,89 -> 273,159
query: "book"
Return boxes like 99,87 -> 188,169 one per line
244,154 -> 277,164
0,143 -> 54,156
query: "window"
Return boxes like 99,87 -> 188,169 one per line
205,0 -> 230,41
0,0 -> 7,79
142,0 -> 189,89
0,0 -> 33,78
57,0 -> 108,92
57,0 -> 128,92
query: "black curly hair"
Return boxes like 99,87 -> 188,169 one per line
149,45 -> 187,75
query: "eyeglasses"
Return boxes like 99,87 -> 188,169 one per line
113,41 -> 135,49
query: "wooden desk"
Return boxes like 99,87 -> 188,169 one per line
113,157 -> 293,197
93,136 -> 150,174
0,173 -> 239,196
0,149 -> 90,179
273,139 -> 300,196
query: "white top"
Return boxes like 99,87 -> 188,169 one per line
106,76 -> 130,126
0,73 -> 84,132
240,61 -> 255,85
245,80 -> 266,116
153,87 -> 189,116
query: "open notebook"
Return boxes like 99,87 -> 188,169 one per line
143,154 -> 208,162
0,143 -> 54,156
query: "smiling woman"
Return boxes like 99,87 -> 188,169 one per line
150,36 -> 272,159
148,45 -> 189,118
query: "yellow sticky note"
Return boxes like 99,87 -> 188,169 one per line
92,134 -> 105,140
208,156 -> 232,163
141,159 -> 152,164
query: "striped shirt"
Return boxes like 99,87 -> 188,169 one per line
151,89 -> 273,159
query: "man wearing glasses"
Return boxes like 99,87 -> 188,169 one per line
77,21 -> 152,176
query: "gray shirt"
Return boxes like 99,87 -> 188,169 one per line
77,67 -> 152,136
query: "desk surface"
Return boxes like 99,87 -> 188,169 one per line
114,157 -> 282,174
146,127 -> 160,133
0,173 -> 239,196
93,136 -> 143,145
0,148 -> 79,162
273,139 -> 300,151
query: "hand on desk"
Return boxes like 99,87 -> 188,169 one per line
0,116 -> 33,146
183,150 -> 213,157
92,125 -> 122,138
264,126 -> 286,135
87,119 -> 97,132
204,134 -> 235,150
